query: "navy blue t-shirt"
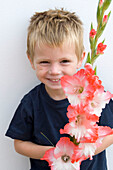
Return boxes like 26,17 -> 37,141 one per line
5,83 -> 113,170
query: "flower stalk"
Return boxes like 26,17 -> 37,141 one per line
86,0 -> 112,73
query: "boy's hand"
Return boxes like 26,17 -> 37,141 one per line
14,139 -> 54,159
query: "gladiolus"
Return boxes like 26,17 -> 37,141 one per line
41,137 -> 81,170
97,42 -> 107,54
103,15 -> 108,24
99,0 -> 103,7
90,29 -> 97,38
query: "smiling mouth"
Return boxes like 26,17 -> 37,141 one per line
48,78 -> 60,82
51,79 -> 60,82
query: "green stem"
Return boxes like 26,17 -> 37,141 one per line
40,132 -> 55,147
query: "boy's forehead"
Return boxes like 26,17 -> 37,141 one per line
35,40 -> 76,52
33,41 -> 78,61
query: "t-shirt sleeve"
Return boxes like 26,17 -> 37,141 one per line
99,99 -> 113,128
5,97 -> 33,141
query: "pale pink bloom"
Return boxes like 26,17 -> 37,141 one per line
61,63 -> 104,106
84,63 -> 95,75
41,137 -> 81,170
71,145 -> 87,164
67,104 -> 99,123
60,104 -> 99,142
88,88 -> 113,117
60,122 -> 87,142
78,143 -> 97,160
61,69 -> 95,105
79,125 -> 113,160
98,126 -> 113,138
60,122 -> 99,143
41,148 -> 56,168
85,64 -> 103,90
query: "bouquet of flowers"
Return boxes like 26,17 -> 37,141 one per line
41,0 -> 113,169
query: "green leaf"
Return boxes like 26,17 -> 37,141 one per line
90,37 -> 94,50
91,49 -> 98,65
102,39 -> 105,44
97,11 -> 111,38
86,52 -> 91,64
94,65 -> 97,75
91,23 -> 93,30
103,0 -> 112,11
97,0 -> 103,24
108,11 -> 111,19
97,24 -> 106,38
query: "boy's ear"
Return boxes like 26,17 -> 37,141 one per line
77,52 -> 86,69
27,55 -> 35,70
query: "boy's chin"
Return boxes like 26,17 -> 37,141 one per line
45,84 -> 63,91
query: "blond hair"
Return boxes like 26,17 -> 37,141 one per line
27,8 -> 84,62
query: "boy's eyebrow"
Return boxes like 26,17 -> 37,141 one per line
35,56 -> 73,63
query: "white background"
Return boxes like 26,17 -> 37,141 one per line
1,0 -> 113,170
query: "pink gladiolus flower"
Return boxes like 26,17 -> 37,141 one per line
85,64 -> 102,83
90,29 -> 97,38
97,42 -> 107,54
60,121 -> 87,142
88,88 -> 113,117
84,64 -> 103,90
41,137 -> 81,170
81,125 -> 113,159
71,145 -> 87,164
84,63 -> 95,75
60,104 -> 99,142
67,104 -> 99,123
78,143 -> 97,160
61,63 -> 104,106
60,121 -> 99,143
98,126 -> 113,138
103,15 -> 108,24
75,126 -> 113,160
61,69 -> 95,105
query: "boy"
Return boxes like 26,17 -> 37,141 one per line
6,9 -> 113,170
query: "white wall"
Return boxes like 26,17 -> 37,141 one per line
1,0 -> 113,170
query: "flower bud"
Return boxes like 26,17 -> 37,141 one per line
97,42 -> 107,54
99,0 -> 103,7
103,15 -> 108,24
90,29 -> 97,38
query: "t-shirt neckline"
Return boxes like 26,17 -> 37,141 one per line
40,83 -> 69,108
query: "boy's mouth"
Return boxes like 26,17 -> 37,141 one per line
47,78 -> 61,83
51,79 -> 60,82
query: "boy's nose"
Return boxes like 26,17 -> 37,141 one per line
49,64 -> 61,74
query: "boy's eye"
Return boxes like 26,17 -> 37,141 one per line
39,61 -> 49,64
61,60 -> 70,63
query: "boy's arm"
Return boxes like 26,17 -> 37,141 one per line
14,139 -> 53,159
14,133 -> 113,159
95,132 -> 113,155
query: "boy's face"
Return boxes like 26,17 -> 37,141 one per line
29,42 -> 83,97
